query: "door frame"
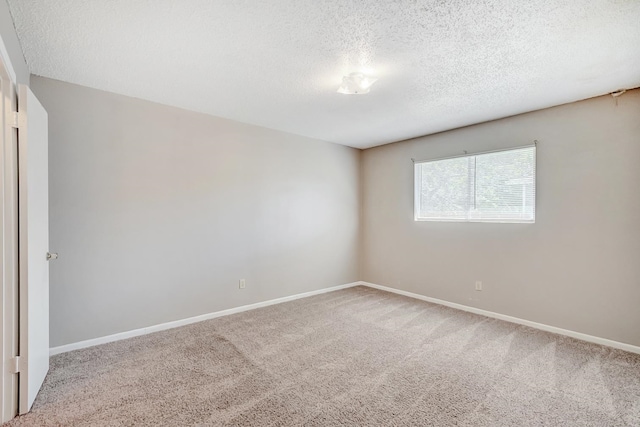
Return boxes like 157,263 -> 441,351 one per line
0,50 -> 20,423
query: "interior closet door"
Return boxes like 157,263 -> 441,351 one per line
17,84 -> 49,414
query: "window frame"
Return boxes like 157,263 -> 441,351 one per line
413,145 -> 536,224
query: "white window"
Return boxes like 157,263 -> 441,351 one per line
414,146 -> 536,223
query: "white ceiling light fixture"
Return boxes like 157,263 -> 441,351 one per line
337,72 -> 378,95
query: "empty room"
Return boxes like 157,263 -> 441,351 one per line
1,0 -> 639,425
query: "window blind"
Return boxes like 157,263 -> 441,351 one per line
414,146 -> 536,223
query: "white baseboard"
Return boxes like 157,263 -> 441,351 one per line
50,282 -> 360,356
51,280 -> 640,356
359,281 -> 640,355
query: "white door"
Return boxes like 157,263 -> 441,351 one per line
17,84 -> 49,414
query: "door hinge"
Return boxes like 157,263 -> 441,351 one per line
9,111 -> 21,128
9,356 -> 20,374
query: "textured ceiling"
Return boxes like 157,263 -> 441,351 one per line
7,0 -> 640,149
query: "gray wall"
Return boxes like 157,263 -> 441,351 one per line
0,0 -> 28,84
361,90 -> 640,347
31,76 -> 361,347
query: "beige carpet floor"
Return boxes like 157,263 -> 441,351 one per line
6,286 -> 640,426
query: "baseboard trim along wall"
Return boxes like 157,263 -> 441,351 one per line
49,282 -> 361,356
50,280 -> 640,356
360,281 -> 640,355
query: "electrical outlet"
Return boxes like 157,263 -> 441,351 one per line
475,281 -> 482,291
239,279 -> 246,289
